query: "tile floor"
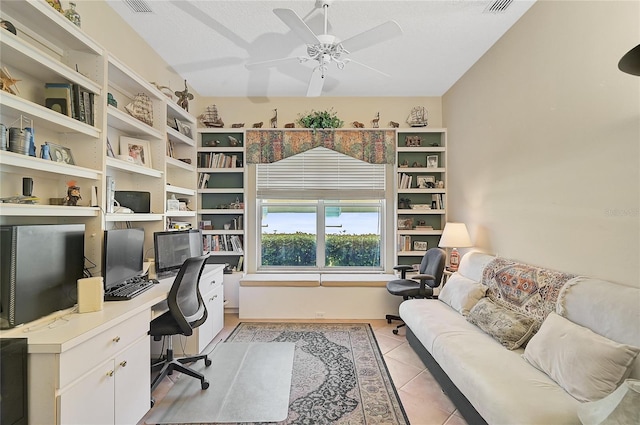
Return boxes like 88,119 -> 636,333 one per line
142,313 -> 468,425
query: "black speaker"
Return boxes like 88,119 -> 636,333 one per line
22,178 -> 32,196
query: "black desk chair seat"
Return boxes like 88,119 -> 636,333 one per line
386,247 -> 446,334
150,255 -> 212,400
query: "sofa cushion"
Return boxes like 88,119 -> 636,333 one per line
467,298 -> 536,350
439,274 -> 487,316
482,257 -> 576,331
523,312 -> 640,402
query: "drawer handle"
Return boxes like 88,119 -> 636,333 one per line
113,336 -> 121,343
210,295 -> 218,301
107,370 -> 114,377
120,360 -> 127,368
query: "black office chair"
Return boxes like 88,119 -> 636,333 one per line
386,247 -> 446,334
150,255 -> 212,396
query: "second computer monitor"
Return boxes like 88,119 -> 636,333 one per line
153,229 -> 203,277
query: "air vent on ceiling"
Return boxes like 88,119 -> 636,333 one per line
124,0 -> 153,13
484,0 -> 514,14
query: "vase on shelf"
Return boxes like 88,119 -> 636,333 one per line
65,2 -> 81,28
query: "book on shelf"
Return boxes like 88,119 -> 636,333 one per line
398,235 -> 412,252
45,83 -> 72,117
198,172 -> 210,189
236,256 -> 244,272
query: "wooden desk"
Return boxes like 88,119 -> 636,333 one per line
0,264 -> 224,425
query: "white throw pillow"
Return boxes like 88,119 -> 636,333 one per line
439,274 -> 487,316
522,312 -> 640,402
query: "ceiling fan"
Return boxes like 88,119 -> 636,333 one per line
245,0 -> 403,97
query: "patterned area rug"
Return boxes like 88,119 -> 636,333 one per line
225,322 -> 409,425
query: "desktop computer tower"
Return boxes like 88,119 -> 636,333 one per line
0,224 -> 85,328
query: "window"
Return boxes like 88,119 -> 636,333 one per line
256,148 -> 386,271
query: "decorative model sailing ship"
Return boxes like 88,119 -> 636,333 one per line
199,105 -> 224,128
125,93 -> 153,126
406,106 -> 428,127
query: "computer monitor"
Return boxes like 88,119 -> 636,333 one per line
154,229 -> 203,276
102,228 -> 144,292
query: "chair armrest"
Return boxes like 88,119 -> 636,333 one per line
393,265 -> 415,279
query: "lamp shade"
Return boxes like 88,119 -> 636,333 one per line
618,44 -> 640,76
438,223 -> 472,248
577,379 -> 640,425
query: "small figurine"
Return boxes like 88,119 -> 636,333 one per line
270,109 -> 278,128
372,112 -> 380,128
389,121 -> 399,128
231,123 -> 244,128
1,66 -> 20,95
352,121 -> 364,128
175,80 -> 194,112
65,181 -> 81,206
284,123 -> 295,128
252,122 -> 263,128
228,136 -> 240,146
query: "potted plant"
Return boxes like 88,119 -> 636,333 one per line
297,109 -> 344,129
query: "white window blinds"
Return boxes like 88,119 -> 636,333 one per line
256,147 -> 386,199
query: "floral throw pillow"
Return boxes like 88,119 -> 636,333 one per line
467,298 -> 536,350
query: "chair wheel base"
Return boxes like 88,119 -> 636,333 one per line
205,358 -> 212,367
392,329 -> 399,335
150,397 -> 155,408
202,379 -> 210,390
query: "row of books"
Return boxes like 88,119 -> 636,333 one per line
198,152 -> 240,168
432,193 -> 446,209
398,173 -> 413,189
398,235 -> 412,252
203,234 -> 244,253
198,172 -> 210,189
45,83 -> 95,126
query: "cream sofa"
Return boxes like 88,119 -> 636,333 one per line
399,252 -> 640,425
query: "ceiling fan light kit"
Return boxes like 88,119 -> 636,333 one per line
246,0 -> 403,97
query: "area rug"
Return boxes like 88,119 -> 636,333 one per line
223,322 -> 409,425
146,342 -> 295,424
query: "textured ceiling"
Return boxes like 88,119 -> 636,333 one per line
107,0 -> 536,97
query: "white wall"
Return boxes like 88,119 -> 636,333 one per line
443,1 -> 639,287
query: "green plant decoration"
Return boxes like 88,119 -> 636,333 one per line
297,109 -> 344,129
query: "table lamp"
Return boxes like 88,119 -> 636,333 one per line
438,222 -> 472,271
577,379 -> 640,425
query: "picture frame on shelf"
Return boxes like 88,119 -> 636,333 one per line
120,136 -> 152,168
416,175 -> 436,189
426,155 -> 439,168
397,218 -> 413,230
48,142 -> 74,165
413,241 -> 428,251
167,117 -> 178,130
106,138 -> 115,158
175,119 -> 192,139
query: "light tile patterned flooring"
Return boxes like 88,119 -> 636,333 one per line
142,313 -> 469,425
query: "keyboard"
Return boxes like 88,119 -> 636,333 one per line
104,277 -> 156,301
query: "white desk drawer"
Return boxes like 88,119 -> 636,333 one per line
58,310 -> 149,388
199,265 -> 223,294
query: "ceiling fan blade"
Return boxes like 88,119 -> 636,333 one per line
343,59 -> 390,78
274,8 -> 320,45
246,56 -> 304,70
306,67 -> 325,97
340,20 -> 403,53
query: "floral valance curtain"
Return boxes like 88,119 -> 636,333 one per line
246,129 -> 396,164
